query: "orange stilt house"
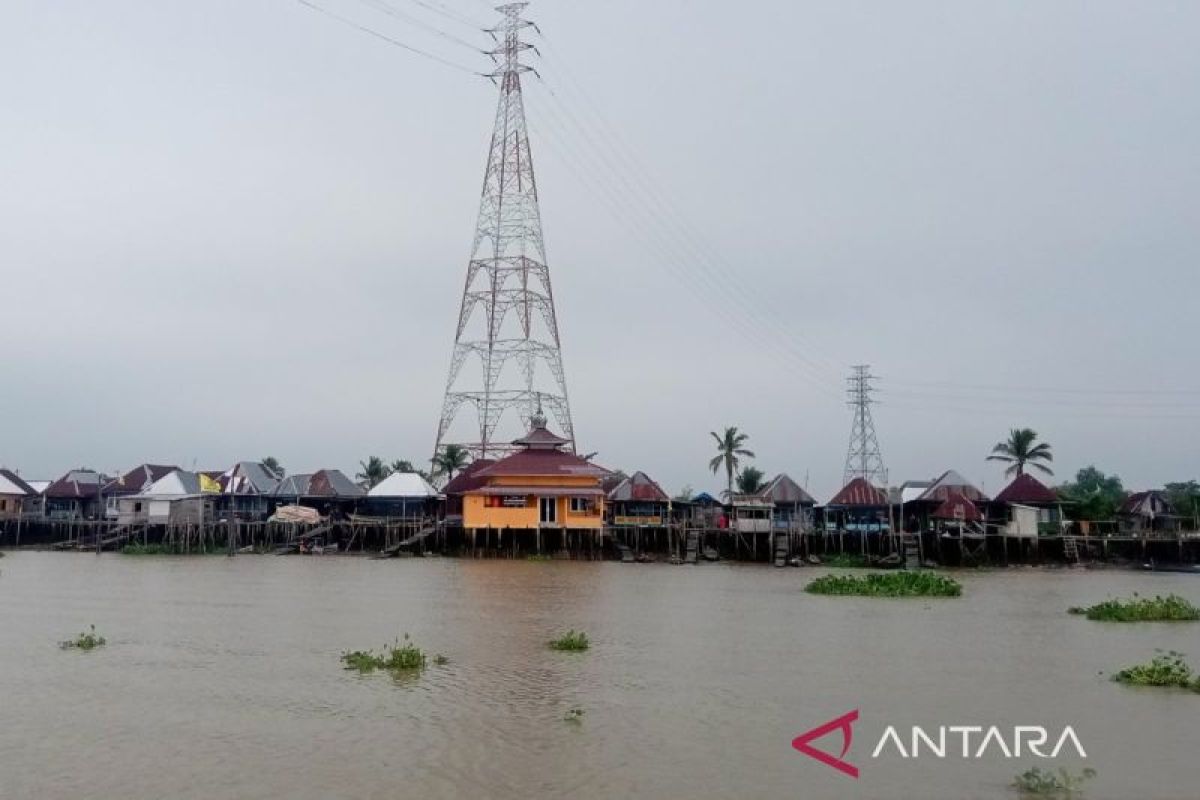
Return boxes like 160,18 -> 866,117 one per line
459,416 -> 606,553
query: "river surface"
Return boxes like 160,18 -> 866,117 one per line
1,552 -> 1198,800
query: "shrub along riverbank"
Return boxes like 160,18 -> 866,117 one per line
1069,593 -> 1200,622
805,572 -> 962,597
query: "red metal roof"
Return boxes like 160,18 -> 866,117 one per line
44,470 -> 108,499
827,477 -> 888,507
931,490 -> 982,521
478,486 -> 604,497
608,471 -> 669,502
105,464 -> 179,495
476,449 -> 605,479
441,459 -> 496,495
994,473 -> 1058,505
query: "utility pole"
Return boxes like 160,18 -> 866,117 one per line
434,2 -> 575,463
842,365 -> 887,487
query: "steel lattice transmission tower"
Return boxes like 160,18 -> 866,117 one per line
843,365 -> 887,487
434,2 -> 575,460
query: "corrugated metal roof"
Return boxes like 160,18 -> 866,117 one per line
225,462 -> 281,495
608,471 -> 669,502
477,486 -> 604,497
1119,491 -> 1174,517
511,425 -> 571,448
994,473 -> 1059,505
44,469 -> 108,499
476,449 -> 605,479
931,491 -> 983,521
275,470 -> 363,498
758,473 -> 816,505
827,477 -> 888,507
106,464 -> 179,495
442,460 -> 495,495
368,472 -> 440,498
918,470 -> 989,503
0,468 -> 37,496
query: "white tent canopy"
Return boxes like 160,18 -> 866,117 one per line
368,472 -> 440,498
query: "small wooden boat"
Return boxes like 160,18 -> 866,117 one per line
702,546 -> 719,562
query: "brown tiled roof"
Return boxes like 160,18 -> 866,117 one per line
828,477 -> 888,507
994,473 -> 1059,505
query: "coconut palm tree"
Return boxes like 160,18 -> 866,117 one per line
987,428 -> 1053,477
432,444 -> 471,482
356,456 -> 390,489
735,466 -> 766,495
709,426 -> 755,499
389,459 -> 416,474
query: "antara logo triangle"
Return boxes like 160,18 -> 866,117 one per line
792,709 -> 860,779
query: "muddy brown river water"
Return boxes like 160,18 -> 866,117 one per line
1,552 -> 1198,799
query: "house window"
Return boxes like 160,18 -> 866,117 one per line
569,497 -> 592,513
134,502 -> 143,513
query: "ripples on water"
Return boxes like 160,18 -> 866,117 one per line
1,553 -> 1198,799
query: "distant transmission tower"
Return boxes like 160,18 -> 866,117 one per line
434,2 -> 575,460
843,365 -> 887,487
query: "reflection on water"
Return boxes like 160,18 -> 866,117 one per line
1,552 -> 1198,799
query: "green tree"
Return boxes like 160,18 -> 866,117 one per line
673,485 -> 695,503
356,456 -> 390,489
1164,481 -> 1200,527
262,456 -> 285,478
986,428 -> 1053,477
735,466 -> 766,495
390,460 -> 416,474
432,444 -> 471,482
1059,466 -> 1127,521
709,426 -> 755,499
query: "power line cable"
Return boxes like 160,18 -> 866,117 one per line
293,0 -> 483,74
354,0 -> 488,52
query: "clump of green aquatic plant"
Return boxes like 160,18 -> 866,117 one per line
433,654 -> 449,666
1011,766 -> 1096,797
563,707 -> 585,723
549,630 -> 590,651
526,554 -> 552,562
1111,650 -> 1198,689
1068,593 -> 1200,622
819,553 -> 870,568
341,633 -> 428,673
805,571 -> 962,597
59,625 -> 107,651
121,543 -> 170,555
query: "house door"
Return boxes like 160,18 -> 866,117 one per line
539,497 -> 557,525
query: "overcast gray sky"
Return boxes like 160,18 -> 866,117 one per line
1,0 -> 1198,499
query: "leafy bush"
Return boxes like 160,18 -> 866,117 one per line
805,572 -> 962,597
1011,766 -> 1096,797
341,633 -> 430,673
1112,650 -> 1198,689
60,625 -> 107,651
549,630 -> 590,651
563,707 -> 585,723
1068,593 -> 1200,622
819,553 -> 870,568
